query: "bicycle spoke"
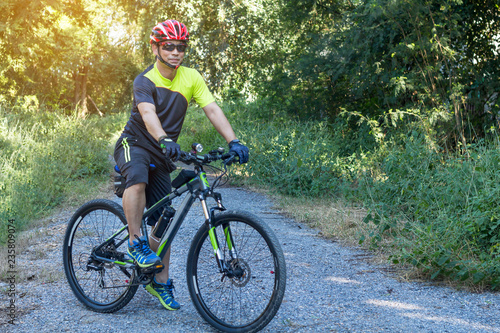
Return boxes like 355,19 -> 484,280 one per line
63,200 -> 138,312
189,215 -> 284,330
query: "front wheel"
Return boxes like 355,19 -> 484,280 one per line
186,211 -> 286,332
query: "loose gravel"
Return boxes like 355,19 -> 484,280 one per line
1,187 -> 500,332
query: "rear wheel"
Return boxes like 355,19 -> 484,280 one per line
186,211 -> 286,332
62,199 -> 137,312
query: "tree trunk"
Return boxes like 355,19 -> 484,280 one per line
87,95 -> 103,116
454,100 -> 467,153
73,70 -> 81,108
78,65 -> 88,118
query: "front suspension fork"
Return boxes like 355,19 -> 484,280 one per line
200,195 -> 237,273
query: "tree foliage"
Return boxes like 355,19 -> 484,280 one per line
0,0 -> 140,113
124,0 -> 276,97
1,0 -> 498,145
256,0 -> 499,146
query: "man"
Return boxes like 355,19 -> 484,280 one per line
113,19 -> 249,311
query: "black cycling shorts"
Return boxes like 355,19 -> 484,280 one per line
114,136 -> 173,225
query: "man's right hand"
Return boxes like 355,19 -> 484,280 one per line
159,136 -> 180,161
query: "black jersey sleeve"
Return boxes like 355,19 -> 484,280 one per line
133,74 -> 156,105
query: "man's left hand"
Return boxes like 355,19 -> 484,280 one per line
228,139 -> 249,164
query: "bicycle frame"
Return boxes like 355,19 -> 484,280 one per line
94,166 -> 234,275
153,167 -> 233,272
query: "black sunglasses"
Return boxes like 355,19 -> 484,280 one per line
161,43 -> 187,52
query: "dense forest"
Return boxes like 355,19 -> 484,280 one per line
2,0 -> 499,145
1,0 -> 500,288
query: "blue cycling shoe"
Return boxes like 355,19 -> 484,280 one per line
145,278 -> 181,310
127,235 -> 161,268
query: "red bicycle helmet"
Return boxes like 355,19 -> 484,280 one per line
150,20 -> 189,44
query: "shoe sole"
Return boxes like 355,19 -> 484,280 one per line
145,284 -> 180,311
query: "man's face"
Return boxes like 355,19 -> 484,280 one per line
155,40 -> 187,68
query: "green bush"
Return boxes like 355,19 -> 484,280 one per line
181,100 -> 500,289
357,135 -> 500,288
0,102 -> 126,242
181,101 -> 375,197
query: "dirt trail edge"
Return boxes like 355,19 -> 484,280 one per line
1,187 -> 500,332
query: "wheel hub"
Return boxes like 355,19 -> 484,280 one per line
227,258 -> 251,287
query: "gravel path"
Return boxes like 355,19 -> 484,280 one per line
2,187 -> 500,332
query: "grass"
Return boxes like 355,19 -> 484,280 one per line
274,195 -> 367,244
4,97 -> 500,291
179,100 -> 500,291
0,101 -> 127,244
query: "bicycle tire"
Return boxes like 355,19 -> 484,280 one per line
186,211 -> 286,332
62,199 -> 138,313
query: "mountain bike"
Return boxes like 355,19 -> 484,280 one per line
62,144 -> 287,333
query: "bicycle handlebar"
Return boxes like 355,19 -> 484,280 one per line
178,148 -> 238,166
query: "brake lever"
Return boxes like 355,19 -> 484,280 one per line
223,153 -> 238,167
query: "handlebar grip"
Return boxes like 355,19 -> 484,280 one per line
222,151 -> 239,165
221,152 -> 233,160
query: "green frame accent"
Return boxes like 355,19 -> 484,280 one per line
200,172 -> 210,188
224,226 -> 233,251
93,156 -> 232,276
209,227 -> 219,251
157,237 -> 169,255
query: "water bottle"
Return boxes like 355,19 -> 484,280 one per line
152,205 -> 176,239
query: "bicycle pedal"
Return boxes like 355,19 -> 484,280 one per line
135,264 -> 164,285
141,263 -> 165,274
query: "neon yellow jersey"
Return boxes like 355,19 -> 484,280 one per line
122,63 -> 215,151
143,63 -> 215,109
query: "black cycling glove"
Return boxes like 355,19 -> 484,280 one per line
228,139 -> 249,164
159,136 -> 181,162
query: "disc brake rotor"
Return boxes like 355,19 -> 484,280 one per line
230,258 -> 251,287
